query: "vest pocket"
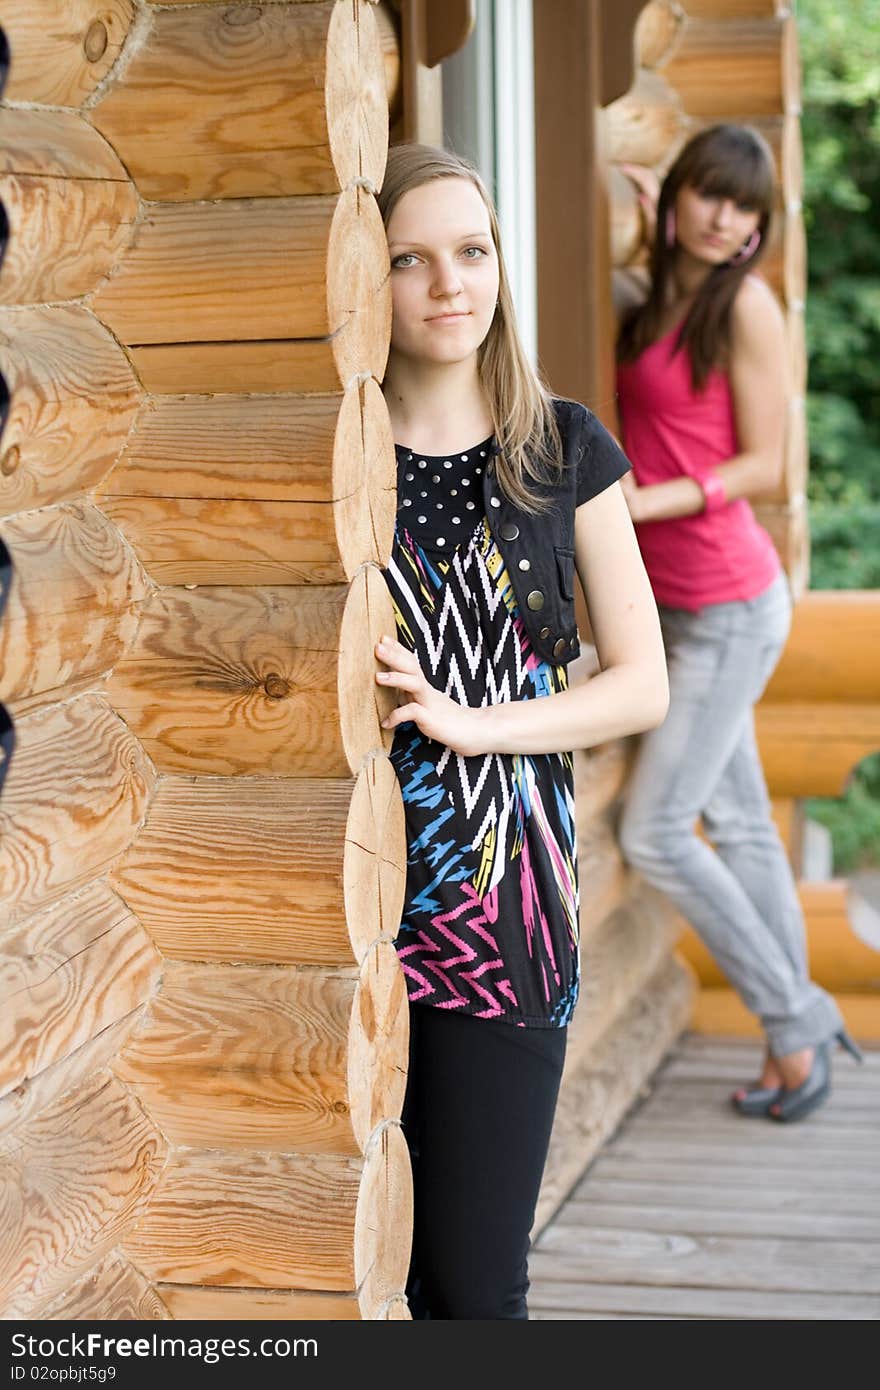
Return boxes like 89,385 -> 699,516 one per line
554,546 -> 575,601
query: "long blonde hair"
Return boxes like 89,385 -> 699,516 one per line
378,143 -> 562,513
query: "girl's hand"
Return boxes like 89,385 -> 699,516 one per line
375,636 -> 487,756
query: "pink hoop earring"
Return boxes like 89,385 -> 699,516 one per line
730,229 -> 761,265
665,208 -> 676,249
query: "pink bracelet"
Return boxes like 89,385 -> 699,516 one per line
700,472 -> 727,513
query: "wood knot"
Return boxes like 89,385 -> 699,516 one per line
333,1100 -> 349,1116
83,19 -> 108,63
223,5 -> 262,25
0,445 -> 19,477
263,673 -> 290,700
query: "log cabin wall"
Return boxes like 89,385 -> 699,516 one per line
0,0 -> 414,1320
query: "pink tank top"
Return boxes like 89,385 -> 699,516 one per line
616,323 -> 779,610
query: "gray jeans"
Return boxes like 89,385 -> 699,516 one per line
619,571 -> 842,1056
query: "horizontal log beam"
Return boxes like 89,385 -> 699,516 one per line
765,591 -> 880,704
756,702 -> 880,798
98,379 -> 395,584
40,1255 -> 169,1322
91,187 -> 391,389
106,569 -> 396,778
92,1 -> 388,200
662,17 -> 799,119
111,759 -> 405,968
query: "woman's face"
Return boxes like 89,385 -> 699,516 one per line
674,182 -> 761,267
385,176 -> 500,369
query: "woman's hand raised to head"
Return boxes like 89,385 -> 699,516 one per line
620,163 -> 661,248
376,636 -> 486,757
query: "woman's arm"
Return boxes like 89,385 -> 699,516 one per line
626,277 -> 788,524
376,482 -> 669,756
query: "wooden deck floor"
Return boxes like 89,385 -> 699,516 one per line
529,1034 -> 880,1320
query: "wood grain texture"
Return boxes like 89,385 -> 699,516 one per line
107,569 -> 395,777
2,0 -> 135,106
119,1148 -> 363,1290
0,1072 -> 166,1318
605,69 -> 686,168
347,941 -> 408,1151
0,306 -> 141,517
756,701 -> 880,798
98,378 -> 395,584
578,815 -> 630,938
662,16 -> 799,118
0,1012 -> 144,1144
114,961 -> 360,1155
0,880 -> 161,1099
0,108 -> 128,182
92,0 -> 387,199
0,503 -> 149,710
0,172 -> 138,305
574,740 -> 631,821
157,1284 -> 361,1320
753,497 -> 808,598
129,337 -> 356,397
353,1121 -> 412,1319
91,187 -> 390,383
40,1253 -> 169,1321
0,696 -> 156,930
110,758 -> 404,966
765,590 -> 880,703
634,1 -> 685,69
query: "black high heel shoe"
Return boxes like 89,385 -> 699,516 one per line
770,1029 -> 864,1124
730,1082 -> 781,1117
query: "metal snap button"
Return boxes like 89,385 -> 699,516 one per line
518,558 -> 531,571
526,590 -> 545,611
499,523 -> 520,541
553,638 -> 567,660
539,626 -> 551,640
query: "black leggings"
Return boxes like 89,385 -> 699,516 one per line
402,1003 -> 567,1320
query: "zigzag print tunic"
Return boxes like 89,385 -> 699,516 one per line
386,434 -> 585,1029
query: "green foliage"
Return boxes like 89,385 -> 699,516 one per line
806,755 -> 880,873
797,2 -> 880,870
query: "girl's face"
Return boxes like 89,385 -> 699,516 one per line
385,176 -> 500,369
674,182 -> 761,267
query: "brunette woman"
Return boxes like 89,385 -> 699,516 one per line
616,124 -> 862,1126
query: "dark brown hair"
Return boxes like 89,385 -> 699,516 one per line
617,124 -> 776,390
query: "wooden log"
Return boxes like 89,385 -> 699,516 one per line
0,696 -> 156,930
680,2 -> 787,17
106,569 -> 396,778
535,952 -> 694,1234
111,759 -> 404,968
661,17 -> 799,119
114,942 -> 407,1156
765,590 -> 880,704
40,1254 -> 169,1321
91,186 -> 391,389
128,339 -> 362,398
0,503 -> 149,712
605,69 -> 687,168
0,1013 -> 142,1143
0,1072 -> 166,1319
690,986 -> 880,1043
0,305 -> 141,518
1,0 -> 135,107
375,2 -> 403,123
119,1121 -> 412,1306
91,1 -> 388,201
0,881 -> 161,1100
0,113 -> 138,307
763,394 -> 806,505
579,816 -> 630,939
158,1285 -> 362,1320
756,702 -> 880,799
787,303 -> 807,396
634,1 -> 686,70
97,379 -> 396,585
679,880 -> 880,994
609,164 -> 644,268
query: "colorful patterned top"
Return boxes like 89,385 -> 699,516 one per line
384,405 -> 630,1029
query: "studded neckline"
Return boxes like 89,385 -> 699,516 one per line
394,435 -> 496,551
